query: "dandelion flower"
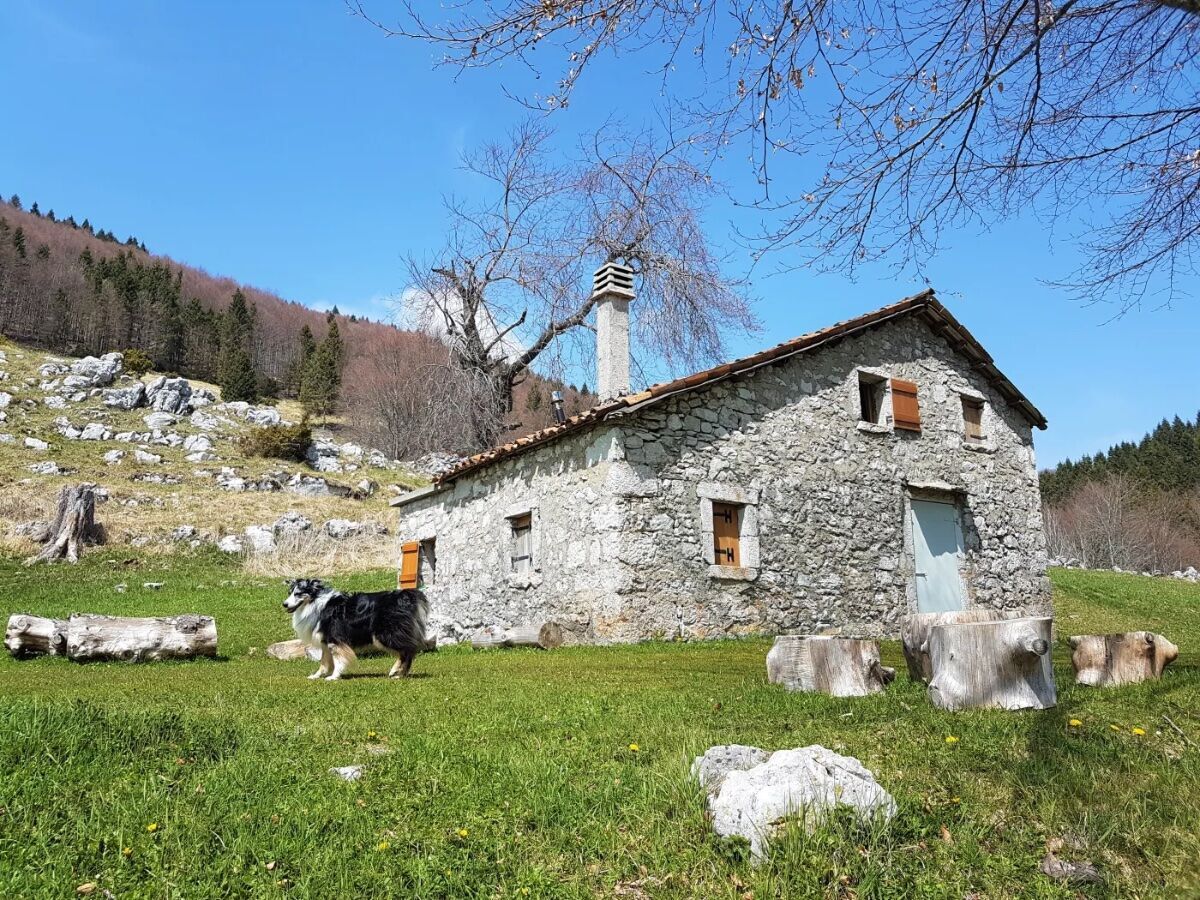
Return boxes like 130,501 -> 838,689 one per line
367,730 -> 378,740
944,736 -> 959,745
628,743 -> 640,752
1131,727 -> 1146,736
375,841 -> 390,852
457,828 -> 469,839
121,847 -> 132,858
145,823 -> 158,833
950,797 -> 961,804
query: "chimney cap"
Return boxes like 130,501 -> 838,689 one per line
592,261 -> 635,300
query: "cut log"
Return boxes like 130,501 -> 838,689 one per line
900,608 -> 1022,683
5,614 -> 67,658
24,484 -> 105,565
1069,632 -> 1179,687
470,622 -> 564,650
927,616 -> 1056,711
766,636 -> 896,697
66,613 -> 217,662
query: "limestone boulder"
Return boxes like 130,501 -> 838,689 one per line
79,423 -> 113,441
144,412 -> 177,430
102,449 -> 125,465
273,511 -> 313,537
244,525 -> 277,554
0,392 -> 12,409
146,376 -> 193,414
324,519 -> 363,540
69,353 -> 123,387
697,744 -> 896,860
103,382 -> 147,410
217,535 -> 244,553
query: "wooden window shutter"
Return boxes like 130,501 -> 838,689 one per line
962,397 -> 984,441
890,378 -> 921,431
399,541 -> 420,589
712,502 -> 741,567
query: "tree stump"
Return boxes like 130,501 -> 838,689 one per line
24,484 -> 105,565
927,617 -> 1056,710
900,608 -> 1021,683
1069,632 -> 1179,687
470,622 -> 564,650
66,614 -> 218,662
5,614 -> 67,658
766,636 -> 896,697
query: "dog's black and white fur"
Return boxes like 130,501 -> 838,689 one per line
283,579 -> 430,681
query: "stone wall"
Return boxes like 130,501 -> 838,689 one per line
397,316 -> 1051,642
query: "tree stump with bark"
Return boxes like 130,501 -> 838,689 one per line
766,635 -> 896,697
900,608 -> 1021,683
470,622 -> 565,650
24,484 -> 105,565
1069,632 -> 1179,687
927,617 -> 1056,711
5,614 -> 67,658
66,613 -> 218,662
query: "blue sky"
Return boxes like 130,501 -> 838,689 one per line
1,0 -> 1195,467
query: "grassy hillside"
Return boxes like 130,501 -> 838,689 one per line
0,335 -> 423,567
0,561 -> 1196,898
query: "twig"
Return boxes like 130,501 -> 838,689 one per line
1162,714 -> 1194,747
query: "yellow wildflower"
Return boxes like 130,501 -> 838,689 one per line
375,841 -> 390,852
950,797 -> 961,804
1131,727 -> 1146,736
1069,719 -> 1083,727
145,822 -> 159,833
628,743 -> 640,752
367,730 -> 378,740
457,828 -> 469,839
944,736 -> 959,745
121,847 -> 132,857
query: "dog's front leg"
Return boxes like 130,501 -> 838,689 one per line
324,644 -> 356,681
308,643 -> 333,680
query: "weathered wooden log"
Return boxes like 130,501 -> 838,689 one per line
900,608 -> 1022,683
766,635 -> 896,697
1069,632 -> 1179,687
25,484 -> 105,565
927,617 -> 1056,710
470,622 -> 565,650
66,613 -> 217,662
5,614 -> 67,658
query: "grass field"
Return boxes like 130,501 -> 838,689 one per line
0,554 -> 1197,899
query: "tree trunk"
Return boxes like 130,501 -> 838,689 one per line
927,617 -> 1056,711
766,635 -> 896,697
900,608 -> 1022,683
1069,632 -> 1180,687
66,613 -> 218,662
24,484 -> 105,565
4,614 -> 67,658
470,622 -> 564,650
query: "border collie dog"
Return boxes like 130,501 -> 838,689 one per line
283,579 -> 430,681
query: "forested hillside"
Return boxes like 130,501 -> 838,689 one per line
1041,414 -> 1200,571
0,195 -> 595,457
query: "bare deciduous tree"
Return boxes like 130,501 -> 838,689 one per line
399,120 -> 754,452
354,0 -> 1200,308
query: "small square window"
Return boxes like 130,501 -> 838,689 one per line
712,502 -> 742,567
418,538 -> 437,587
858,373 -> 886,425
962,397 -> 985,443
509,512 -> 533,574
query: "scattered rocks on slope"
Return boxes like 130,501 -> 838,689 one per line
28,461 -> 65,476
146,376 -> 193,414
79,423 -> 113,441
68,352 -> 123,387
324,519 -> 363,540
103,382 -> 147,410
273,510 -> 312,537
693,744 -> 896,860
285,473 -> 351,498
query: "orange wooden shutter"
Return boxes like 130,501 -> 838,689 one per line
399,541 -> 420,589
891,378 -> 921,431
712,503 -> 741,566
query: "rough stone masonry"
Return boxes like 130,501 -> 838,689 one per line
395,298 -> 1051,644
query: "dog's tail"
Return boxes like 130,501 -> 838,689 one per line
412,589 -> 432,650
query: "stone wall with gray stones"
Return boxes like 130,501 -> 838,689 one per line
397,316 -> 1051,643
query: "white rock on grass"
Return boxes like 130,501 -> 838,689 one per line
244,525 -> 277,554
103,382 -> 147,410
79,423 -> 113,441
134,449 -> 163,464
190,388 -> 216,408
69,352 -> 123,386
103,450 -> 126,465
217,535 -> 244,553
694,744 -> 896,861
28,461 -> 64,476
171,525 -> 198,541
0,392 -> 11,409
43,395 -> 67,410
185,451 -> 218,463
329,765 -> 363,782
183,434 -> 213,453
146,376 -> 192,414
245,406 -> 281,427
324,519 -> 363,540
190,410 -> 220,430
24,437 -> 49,451
0,433 -> 13,444
274,511 -> 312,536
143,412 -> 177,430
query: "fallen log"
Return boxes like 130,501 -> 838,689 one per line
900,608 -> 1021,683
470,622 -> 564,650
25,484 -> 105,565
927,616 -> 1056,711
1069,632 -> 1179,687
766,635 -> 895,697
5,614 -> 67,658
66,613 -> 218,662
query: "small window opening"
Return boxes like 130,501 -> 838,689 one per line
712,502 -> 742,567
858,373 -> 886,424
418,538 -> 437,588
962,397 -> 985,443
510,512 -> 533,574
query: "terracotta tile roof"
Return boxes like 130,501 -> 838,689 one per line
420,290 -> 1046,489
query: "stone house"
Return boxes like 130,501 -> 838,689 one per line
393,266 -> 1051,643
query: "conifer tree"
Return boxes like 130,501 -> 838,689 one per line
29,202 -> 39,216
525,382 -> 544,412
300,319 -> 345,417
12,227 -> 26,258
217,290 -> 258,402
8,195 -> 19,209
287,324 -> 317,394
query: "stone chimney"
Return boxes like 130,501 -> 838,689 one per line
592,261 -> 635,401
